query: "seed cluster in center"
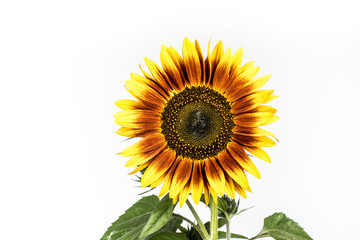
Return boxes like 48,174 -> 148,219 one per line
161,86 -> 235,160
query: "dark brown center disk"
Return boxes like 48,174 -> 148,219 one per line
161,86 -> 235,160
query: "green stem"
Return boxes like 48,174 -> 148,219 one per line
210,196 -> 218,240
186,200 -> 210,240
225,216 -> 230,240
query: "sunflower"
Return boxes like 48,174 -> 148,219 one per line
114,38 -> 278,207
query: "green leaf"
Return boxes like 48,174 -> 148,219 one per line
160,216 -> 183,233
256,212 -> 313,240
149,232 -> 189,240
204,218 -> 226,231
218,231 -> 247,239
218,218 -> 227,229
139,194 -> 175,238
185,225 -> 202,240
101,195 -> 159,240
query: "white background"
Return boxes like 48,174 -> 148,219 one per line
1,0 -> 359,239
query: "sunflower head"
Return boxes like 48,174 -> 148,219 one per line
115,38 -> 278,207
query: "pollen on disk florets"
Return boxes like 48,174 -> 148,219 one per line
161,86 -> 235,160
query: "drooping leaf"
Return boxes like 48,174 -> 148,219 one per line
101,195 -> 179,240
256,212 -> 313,240
139,194 -> 176,238
101,195 -> 158,240
140,217 -> 183,240
161,216 -> 183,233
149,232 -> 189,240
218,231 -> 247,239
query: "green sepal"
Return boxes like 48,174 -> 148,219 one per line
236,206 -> 254,215
254,212 -> 313,240
217,197 -> 229,215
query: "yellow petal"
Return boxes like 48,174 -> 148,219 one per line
128,161 -> 151,174
203,182 -> 210,206
116,127 -> 156,138
191,161 -> 204,205
232,90 -> 275,112
179,182 -> 191,207
213,48 -> 231,91
115,99 -> 143,110
241,161 -> 260,179
241,66 -> 260,80
160,45 -> 184,90
238,61 -> 254,75
208,185 -> 218,204
263,95 -> 278,104
194,40 -> 205,84
172,194 -> 179,205
254,105 -> 278,114
143,57 -> 170,89
224,175 -> 235,199
210,40 -> 224,70
121,134 -> 164,157
227,145 -> 260,179
262,115 -> 279,125
125,145 -> 164,167
217,151 -> 250,189
239,74 -> 271,93
204,158 -> 225,196
169,158 -> 192,198
141,149 -> 176,187
130,72 -> 150,84
204,39 -> 212,85
141,58 -> 174,96
158,158 -> 180,198
234,182 -> 247,198
233,127 -> 278,142
230,47 -> 243,74
183,38 -> 201,86
139,64 -> 155,81
125,80 -> 165,108
234,112 -> 274,127
150,172 -> 167,188
234,135 -> 277,147
243,146 -> 272,163
125,155 -> 150,168
114,110 -> 159,123
121,140 -> 142,157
